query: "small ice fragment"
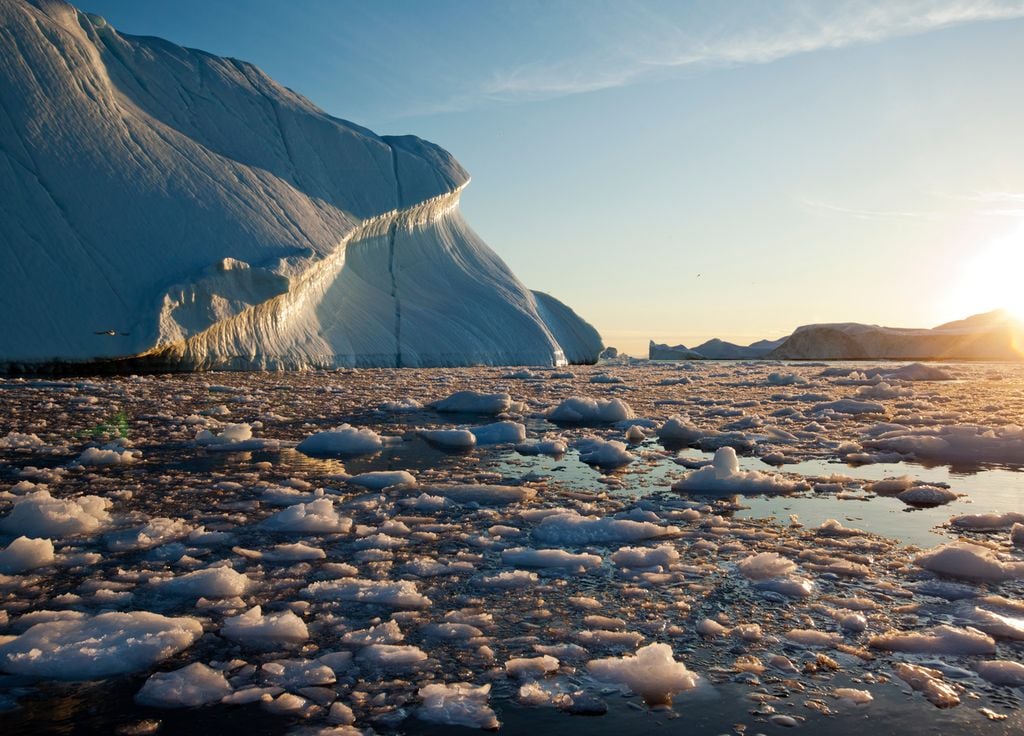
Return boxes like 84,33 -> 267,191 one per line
135,662 -> 231,708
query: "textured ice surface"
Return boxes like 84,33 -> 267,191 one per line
587,643 -> 698,705
135,662 -> 233,708
0,612 -> 202,679
0,362 -> 1023,733
547,397 -> 633,423
0,535 -> 54,573
222,606 -> 310,647
418,682 -> 499,729
916,541 -> 1024,582
297,425 -> 386,456
0,489 -> 111,537
672,447 -> 809,494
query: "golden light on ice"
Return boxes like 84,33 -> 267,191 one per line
948,221 -> 1024,321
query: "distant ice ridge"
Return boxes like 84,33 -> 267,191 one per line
0,0 -> 602,370
770,310 -> 1024,360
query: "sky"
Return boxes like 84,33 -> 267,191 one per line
80,0 -> 1024,355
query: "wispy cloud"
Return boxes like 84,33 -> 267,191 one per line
801,190 -> 1024,220
939,190 -> 1024,216
799,198 -> 944,219
416,0 -> 1024,115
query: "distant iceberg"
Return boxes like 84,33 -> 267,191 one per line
0,0 -> 601,371
769,310 -> 1024,360
648,337 -> 784,360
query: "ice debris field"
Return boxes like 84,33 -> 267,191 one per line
0,361 -> 1023,734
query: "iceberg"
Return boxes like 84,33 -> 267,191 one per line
0,0 -> 601,371
770,310 -> 1024,360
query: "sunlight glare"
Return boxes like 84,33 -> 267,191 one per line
949,221 -> 1024,322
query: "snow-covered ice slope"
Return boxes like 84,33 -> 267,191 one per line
0,0 -> 601,370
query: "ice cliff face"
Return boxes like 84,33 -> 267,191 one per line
0,0 -> 602,370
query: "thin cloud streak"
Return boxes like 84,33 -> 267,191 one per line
802,190 -> 1024,220
411,0 -> 1024,116
799,198 -> 944,220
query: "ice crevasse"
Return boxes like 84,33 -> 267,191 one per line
0,0 -> 602,370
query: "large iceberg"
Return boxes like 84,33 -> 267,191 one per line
0,0 -> 601,371
769,311 -> 1024,360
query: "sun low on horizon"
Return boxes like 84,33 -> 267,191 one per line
942,220 -> 1024,326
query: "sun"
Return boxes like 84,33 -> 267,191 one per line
947,222 -> 1024,322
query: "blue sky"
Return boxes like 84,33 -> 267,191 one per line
82,0 -> 1024,354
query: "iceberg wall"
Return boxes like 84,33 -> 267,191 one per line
0,0 -> 602,371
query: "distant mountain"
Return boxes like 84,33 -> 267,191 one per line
649,336 -> 787,360
769,310 -> 1024,360
0,0 -> 601,370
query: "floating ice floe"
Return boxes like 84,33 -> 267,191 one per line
515,438 -> 567,456
767,372 -> 807,386
296,424 -> 389,456
813,399 -> 887,415
657,415 -> 704,445
222,606 -> 309,647
506,655 -> 559,678
234,542 -> 326,561
0,612 -> 202,679
358,643 -> 429,671
432,391 -> 512,415
975,660 -> 1024,686
152,566 -> 251,598
546,397 -> 633,423
302,578 -> 432,608
0,489 -> 111,537
418,428 -> 476,449
501,547 -> 602,572
610,544 -> 679,569
195,422 -> 284,451
0,431 -> 46,449
469,421 -> 527,445
832,687 -> 873,704
1013,523 -> 1024,547
342,620 -> 404,646
71,445 -> 140,466
261,498 -> 353,533
896,485 -> 958,506
587,643 -> 699,705
106,517 -> 194,551
868,624 -> 995,654
135,662 -> 232,708
417,682 -> 499,729
572,437 -> 635,468
532,510 -> 679,544
0,536 -> 54,573
476,570 -> 539,589
347,470 -> 417,489
864,424 -> 1024,465
672,447 -> 810,494
379,398 -> 423,413
736,552 -> 797,580
261,658 -> 336,688
915,541 -> 1024,582
948,511 -> 1024,531
784,629 -> 840,648
884,363 -> 954,381
892,662 -> 961,707
420,484 -> 536,506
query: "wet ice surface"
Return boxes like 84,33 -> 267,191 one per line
0,361 -> 1022,735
